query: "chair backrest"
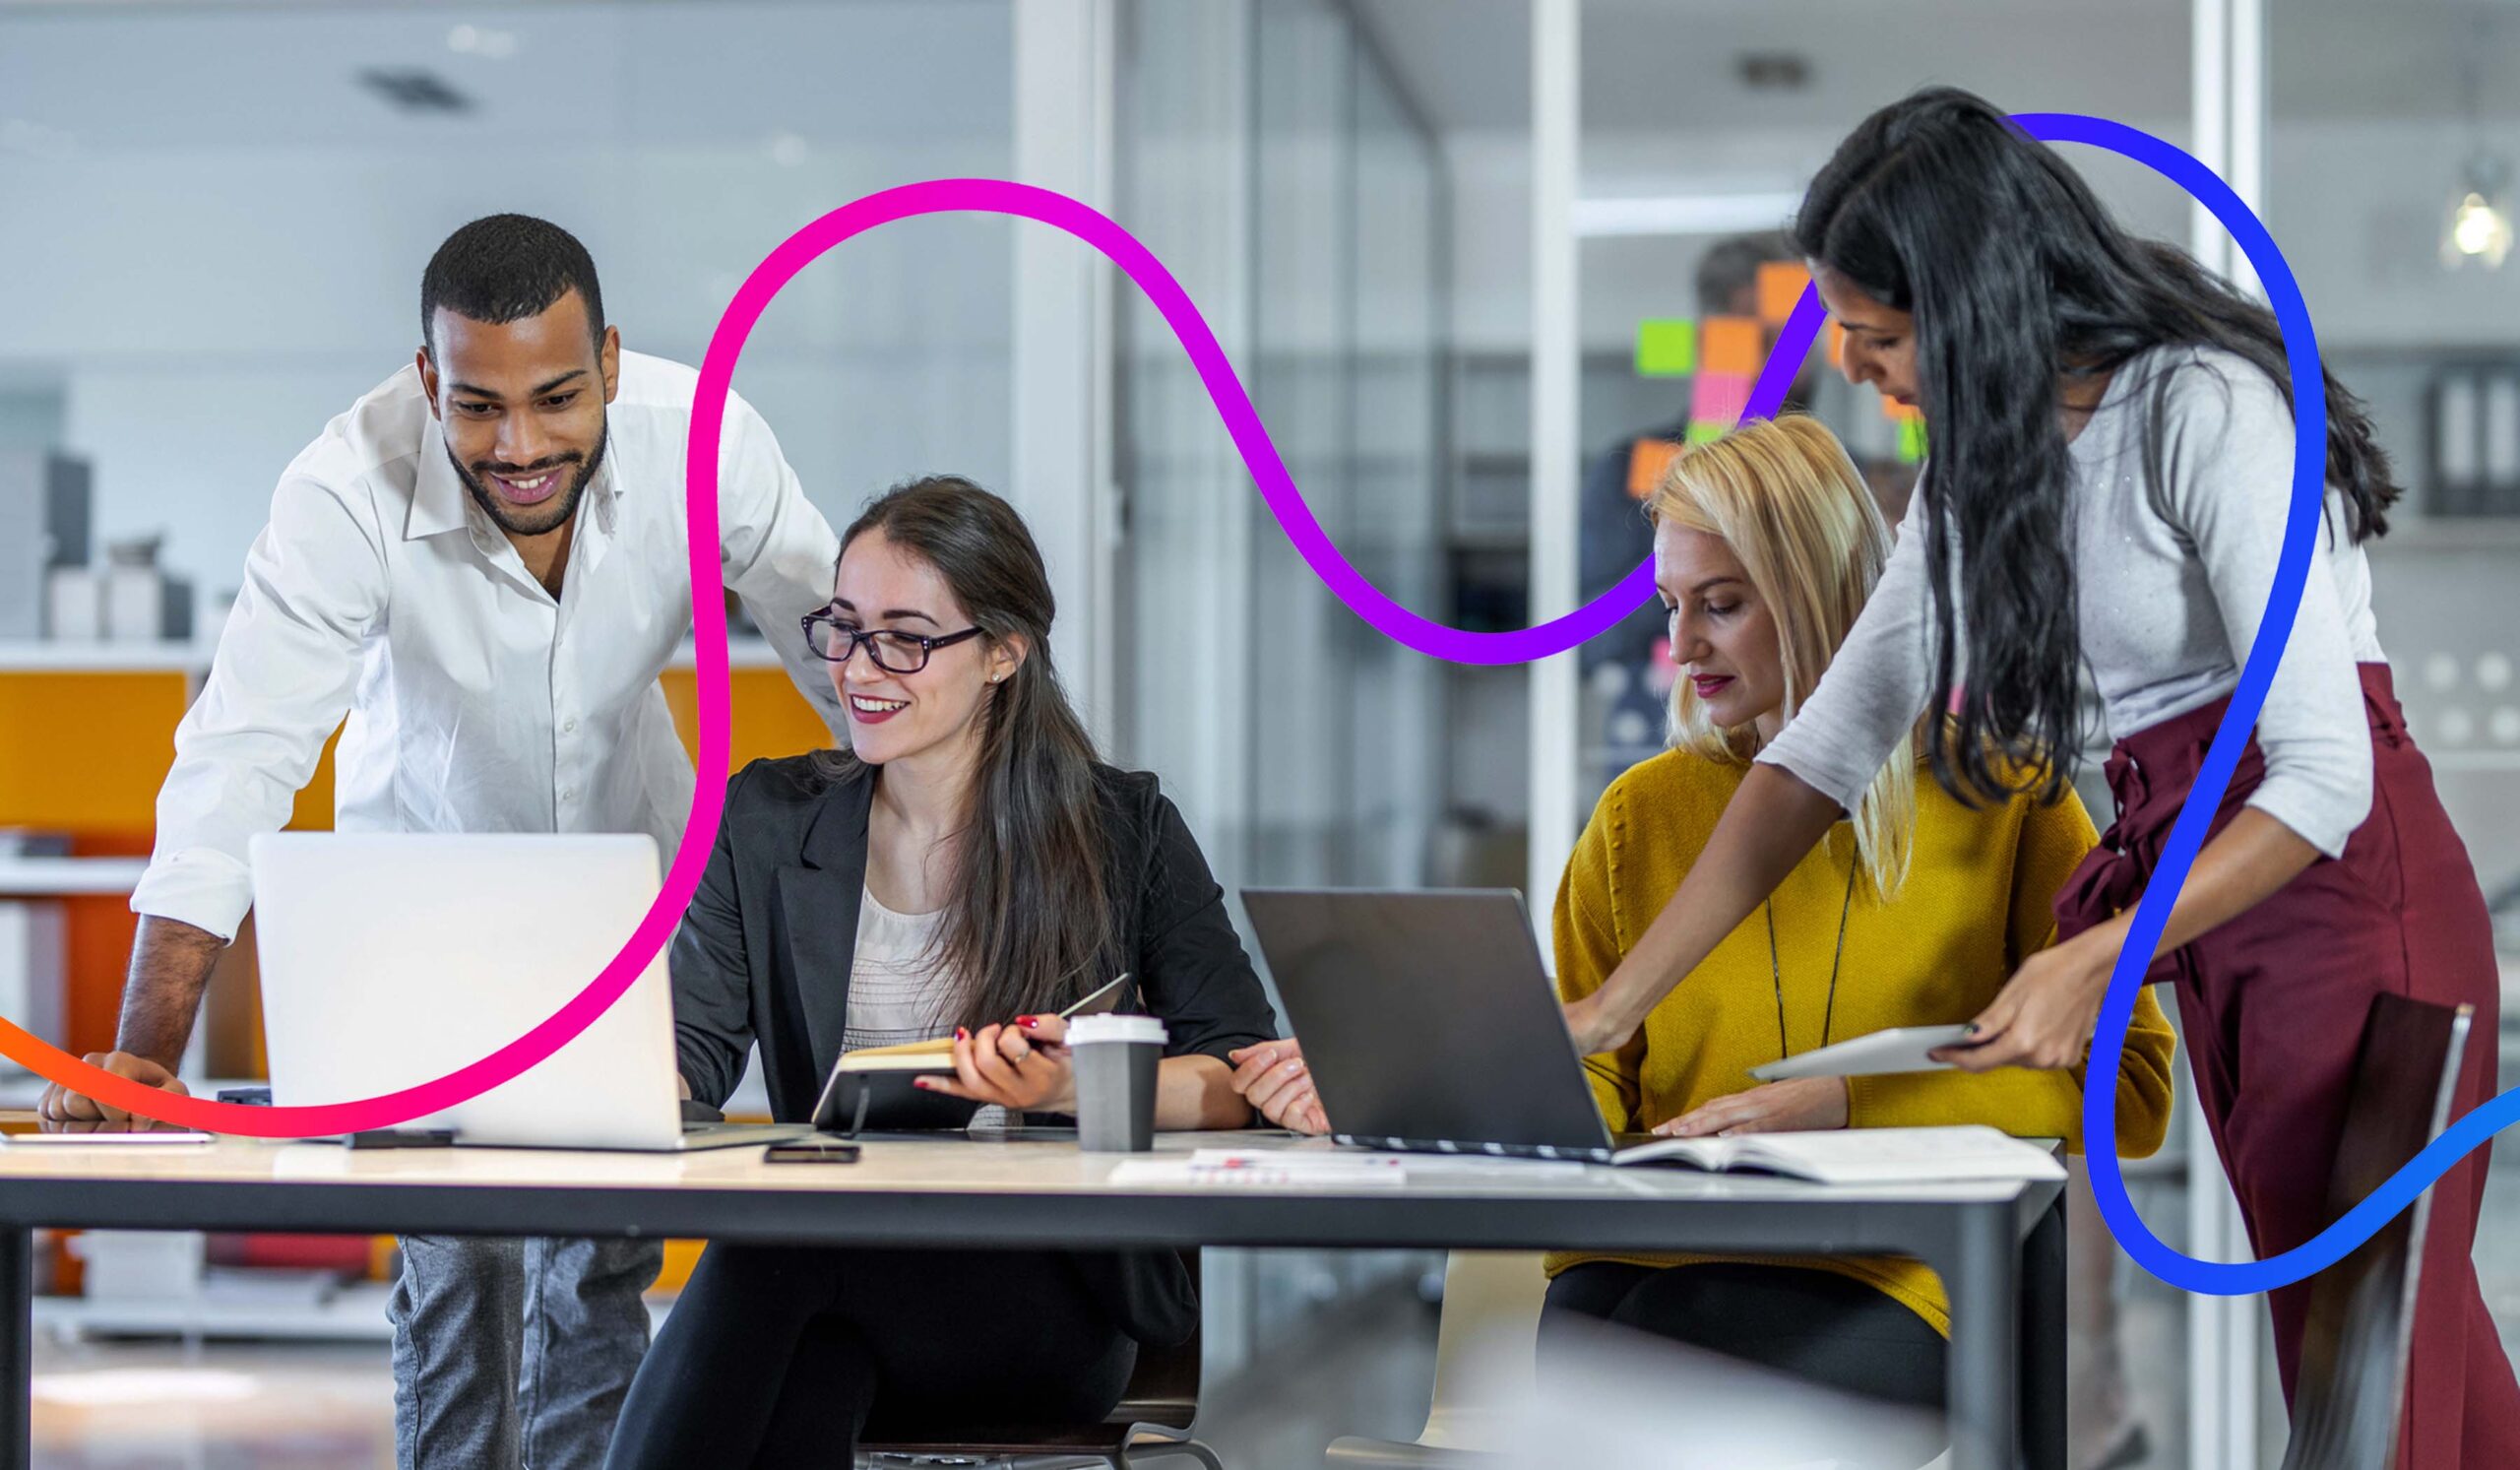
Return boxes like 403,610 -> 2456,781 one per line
1109,1248 -> 1204,1432
1417,1250 -> 1550,1450
2280,993 -> 2473,1470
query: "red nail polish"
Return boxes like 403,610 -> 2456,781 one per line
956,1027 -> 970,1042
1015,1016 -> 1040,1030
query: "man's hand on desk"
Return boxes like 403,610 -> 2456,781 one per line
38,1052 -> 190,1125
1227,1039 -> 1327,1136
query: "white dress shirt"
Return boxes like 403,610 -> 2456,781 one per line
134,350 -> 847,941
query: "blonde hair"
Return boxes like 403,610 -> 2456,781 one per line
1648,415 -> 1916,899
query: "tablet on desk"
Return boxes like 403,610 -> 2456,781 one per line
1748,1024 -> 1977,1082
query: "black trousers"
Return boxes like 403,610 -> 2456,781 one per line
1544,1198 -> 2067,1469
603,1246 -> 1137,1470
1546,1259 -> 1949,1405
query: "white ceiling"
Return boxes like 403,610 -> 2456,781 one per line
1354,0 -> 2520,134
0,0 -> 1012,154
4,0 -> 2515,162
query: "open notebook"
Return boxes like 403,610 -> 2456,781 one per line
1609,1125 -> 2064,1185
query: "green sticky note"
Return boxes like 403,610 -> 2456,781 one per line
1636,318 -> 1696,377
1898,416 -> 1929,464
1683,420 -> 1728,445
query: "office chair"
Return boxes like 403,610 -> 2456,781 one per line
860,1250 -> 1221,1470
1322,1249 -> 1547,1466
2278,992 -> 2474,1470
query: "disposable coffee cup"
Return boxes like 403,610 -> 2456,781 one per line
1068,1013 -> 1166,1153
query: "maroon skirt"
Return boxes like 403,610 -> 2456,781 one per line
2053,663 -> 2520,1467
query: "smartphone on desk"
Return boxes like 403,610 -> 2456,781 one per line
765,1141 -> 862,1165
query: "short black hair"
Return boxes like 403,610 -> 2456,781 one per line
1693,229 -> 1796,315
419,214 -> 605,355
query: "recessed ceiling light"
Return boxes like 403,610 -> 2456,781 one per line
1735,52 -> 1811,91
358,69 -> 475,114
448,24 -> 519,60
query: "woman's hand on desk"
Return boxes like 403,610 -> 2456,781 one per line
1226,1039 -> 1328,1135
37,1052 -> 189,1125
917,1016 -> 1077,1113
1653,1078 -> 1848,1138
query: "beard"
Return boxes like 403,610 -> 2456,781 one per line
450,419 -> 610,539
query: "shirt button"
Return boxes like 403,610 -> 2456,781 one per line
563,718 -> 578,735
560,787 -> 576,802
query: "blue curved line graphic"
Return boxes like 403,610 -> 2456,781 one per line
2011,112 -> 2448,1297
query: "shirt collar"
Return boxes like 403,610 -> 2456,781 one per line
406,415 -> 472,541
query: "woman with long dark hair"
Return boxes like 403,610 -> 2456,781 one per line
1557,88 -> 2520,1465
605,476 -> 1275,1469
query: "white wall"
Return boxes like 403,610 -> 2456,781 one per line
1445,120 -> 2199,354
0,2 -> 1016,603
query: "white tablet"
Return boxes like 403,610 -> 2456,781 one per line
1748,1024 -> 1978,1082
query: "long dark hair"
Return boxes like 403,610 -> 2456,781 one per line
1794,87 -> 2402,802
823,476 -> 1112,1032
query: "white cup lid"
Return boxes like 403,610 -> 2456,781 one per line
1066,1013 -> 1167,1046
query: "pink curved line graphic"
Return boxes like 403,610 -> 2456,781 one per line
6,177 -> 1682,1135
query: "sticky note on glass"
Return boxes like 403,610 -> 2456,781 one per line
1879,394 -> 1922,421
1756,262 -> 1810,324
1626,437 -> 1682,499
1898,416 -> 1928,464
1828,321 -> 1847,368
1635,319 -> 1696,377
1690,370 -> 1752,432
1701,317 -> 1764,377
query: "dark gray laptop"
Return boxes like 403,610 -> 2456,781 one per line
1240,888 -> 1657,1163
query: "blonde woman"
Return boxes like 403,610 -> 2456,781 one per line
1234,415 -> 2178,1431
1541,415 -> 2176,1425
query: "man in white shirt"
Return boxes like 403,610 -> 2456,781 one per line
39,216 -> 846,1470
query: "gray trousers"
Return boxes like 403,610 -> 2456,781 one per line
390,1235 -> 664,1470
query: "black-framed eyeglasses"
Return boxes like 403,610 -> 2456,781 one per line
800,610 -> 985,674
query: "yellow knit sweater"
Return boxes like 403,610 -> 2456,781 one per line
1545,748 -> 2179,1336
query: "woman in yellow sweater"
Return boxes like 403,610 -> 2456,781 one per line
1539,414 -> 2178,1415
1231,415 -> 2180,1419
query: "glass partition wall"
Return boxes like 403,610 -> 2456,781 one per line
1112,0 -> 1451,1397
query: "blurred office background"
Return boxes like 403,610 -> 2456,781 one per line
3,0 -> 2520,1465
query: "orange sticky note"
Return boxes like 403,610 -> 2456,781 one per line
1755,262 -> 1810,324
1626,437 -> 1682,500
1879,394 -> 1922,421
1828,321 -> 1847,368
1701,317 -> 1763,376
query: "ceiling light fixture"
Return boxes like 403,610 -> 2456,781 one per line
2445,14 -> 2512,271
1573,192 -> 1801,238
2446,160 -> 2514,270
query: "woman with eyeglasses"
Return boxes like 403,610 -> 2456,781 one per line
605,476 -> 1276,1470
1557,89 -> 2520,1466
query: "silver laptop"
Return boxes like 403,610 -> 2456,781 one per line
252,832 -> 808,1151
1241,888 -> 1661,1163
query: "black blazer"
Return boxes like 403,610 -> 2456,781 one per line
669,753 -> 1280,1344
